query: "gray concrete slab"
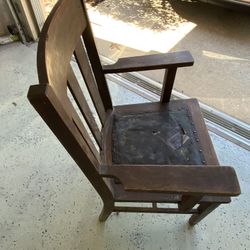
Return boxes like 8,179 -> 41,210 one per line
88,0 -> 250,124
0,42 -> 249,250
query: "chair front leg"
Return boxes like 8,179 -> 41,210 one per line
99,201 -> 114,222
189,202 -> 220,226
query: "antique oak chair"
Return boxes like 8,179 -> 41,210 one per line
28,0 -> 240,226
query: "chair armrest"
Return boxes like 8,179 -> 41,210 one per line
102,51 -> 194,74
100,165 -> 240,197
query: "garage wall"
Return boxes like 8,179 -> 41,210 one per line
0,1 -> 14,36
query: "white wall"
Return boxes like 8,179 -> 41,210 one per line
0,1 -> 14,36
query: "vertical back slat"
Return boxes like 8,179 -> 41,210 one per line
74,39 -> 106,125
71,111 -> 101,163
81,3 -> 112,110
67,66 -> 102,146
64,89 -> 101,163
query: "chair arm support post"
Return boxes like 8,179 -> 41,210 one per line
160,67 -> 177,103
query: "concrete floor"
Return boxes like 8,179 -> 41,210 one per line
0,42 -> 250,250
88,0 -> 250,124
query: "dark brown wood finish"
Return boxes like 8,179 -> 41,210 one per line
160,68 -> 177,103
189,202 -> 220,225
81,8 -> 112,111
178,195 -> 203,211
100,165 -> 240,196
67,66 -> 102,146
28,0 -> 240,227
74,39 -> 106,124
102,51 -> 194,74
28,84 -> 112,201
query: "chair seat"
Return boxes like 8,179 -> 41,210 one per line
102,99 -> 231,204
113,102 -> 205,165
103,98 -> 218,166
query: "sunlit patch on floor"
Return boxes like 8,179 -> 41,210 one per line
88,2 -> 196,52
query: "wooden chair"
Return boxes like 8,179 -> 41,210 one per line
28,0 -> 240,226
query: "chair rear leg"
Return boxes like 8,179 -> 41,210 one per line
189,202 -> 220,226
99,202 -> 114,222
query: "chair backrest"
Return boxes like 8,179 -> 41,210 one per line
28,0 -> 113,201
